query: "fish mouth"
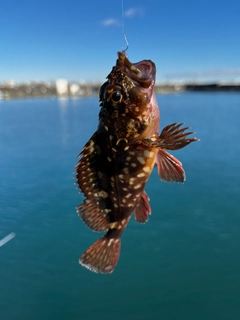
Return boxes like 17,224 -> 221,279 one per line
117,51 -> 156,89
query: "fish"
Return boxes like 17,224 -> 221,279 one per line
74,51 -> 198,274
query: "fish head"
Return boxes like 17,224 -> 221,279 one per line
99,51 -> 160,143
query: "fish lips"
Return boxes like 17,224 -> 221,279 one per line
117,51 -> 156,91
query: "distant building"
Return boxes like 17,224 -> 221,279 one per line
7,79 -> 16,88
56,79 -> 69,96
69,83 -> 81,96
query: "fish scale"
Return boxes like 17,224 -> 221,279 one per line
75,51 -> 198,273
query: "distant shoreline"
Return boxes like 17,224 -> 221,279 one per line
1,81 -> 240,100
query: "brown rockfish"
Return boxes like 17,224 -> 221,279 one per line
74,51 -> 197,273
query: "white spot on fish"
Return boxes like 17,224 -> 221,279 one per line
143,150 -> 150,157
137,156 -> 145,164
108,238 -> 114,246
137,172 -> 145,178
133,183 -> 142,189
99,190 -> 108,198
123,167 -> 129,174
129,178 -> 136,185
143,166 -> 151,173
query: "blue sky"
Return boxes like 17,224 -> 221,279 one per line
1,0 -> 240,83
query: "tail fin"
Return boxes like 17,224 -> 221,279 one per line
80,236 -> 121,274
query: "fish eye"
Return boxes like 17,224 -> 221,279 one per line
111,91 -> 122,103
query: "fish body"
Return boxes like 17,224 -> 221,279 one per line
75,51 -> 197,273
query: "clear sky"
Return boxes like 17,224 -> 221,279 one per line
1,0 -> 240,83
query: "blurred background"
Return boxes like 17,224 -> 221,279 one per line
1,1 -> 240,319
1,0 -> 240,98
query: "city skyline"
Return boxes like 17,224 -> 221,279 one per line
1,0 -> 240,83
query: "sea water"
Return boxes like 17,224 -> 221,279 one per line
0,93 -> 240,320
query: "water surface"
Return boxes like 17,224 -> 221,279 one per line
0,93 -> 240,320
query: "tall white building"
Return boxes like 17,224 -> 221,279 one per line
56,79 -> 69,96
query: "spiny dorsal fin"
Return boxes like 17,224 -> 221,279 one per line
158,122 -> 198,150
74,132 -> 110,231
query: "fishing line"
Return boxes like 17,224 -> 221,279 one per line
121,0 -> 129,52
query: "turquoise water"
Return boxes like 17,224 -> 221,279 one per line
0,93 -> 240,319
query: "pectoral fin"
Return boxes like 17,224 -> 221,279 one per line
155,149 -> 185,182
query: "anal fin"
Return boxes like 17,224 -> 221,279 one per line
156,149 -> 185,182
80,236 -> 121,274
134,191 -> 151,223
77,199 -> 109,232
